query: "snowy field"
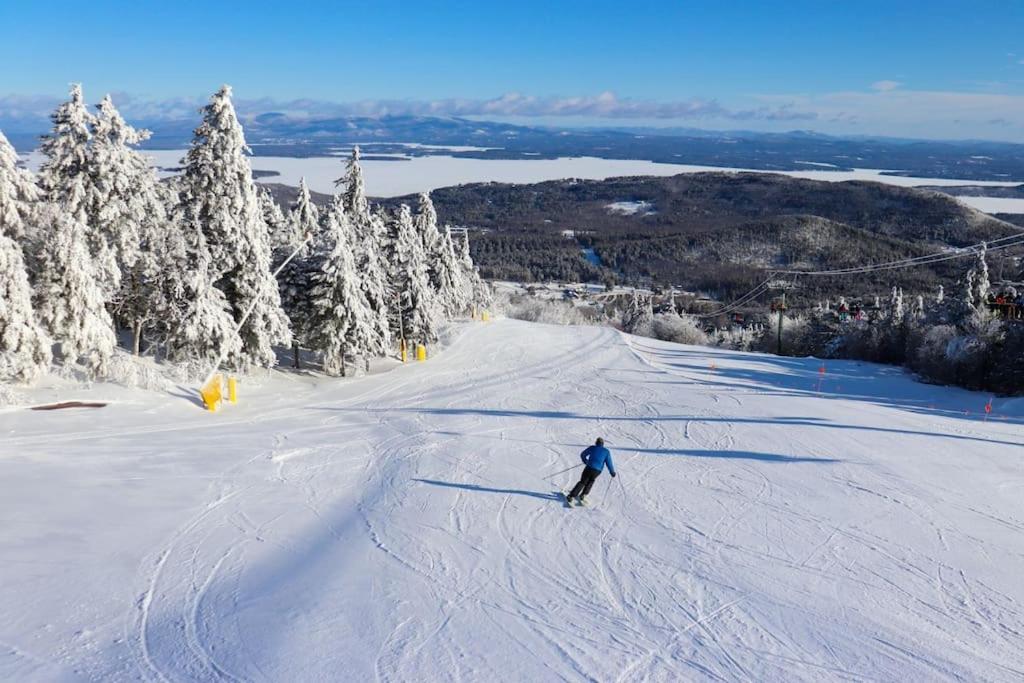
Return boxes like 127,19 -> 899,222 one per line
2,319 -> 1024,681
22,150 -> 1024,201
2,321 -> 1024,683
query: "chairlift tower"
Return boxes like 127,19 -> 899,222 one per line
768,276 -> 798,356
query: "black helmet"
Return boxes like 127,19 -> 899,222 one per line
596,437 -> 604,446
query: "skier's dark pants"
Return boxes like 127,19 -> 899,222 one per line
569,466 -> 601,499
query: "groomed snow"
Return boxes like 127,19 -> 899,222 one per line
2,320 -> 1023,680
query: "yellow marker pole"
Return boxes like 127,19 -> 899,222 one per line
228,377 -> 238,404
400,339 -> 408,363
416,344 -> 427,361
482,311 -> 490,322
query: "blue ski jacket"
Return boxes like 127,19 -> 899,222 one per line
580,445 -> 615,476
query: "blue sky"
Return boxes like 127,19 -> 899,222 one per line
2,0 -> 1023,140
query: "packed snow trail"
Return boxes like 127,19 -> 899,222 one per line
2,320 -> 1024,681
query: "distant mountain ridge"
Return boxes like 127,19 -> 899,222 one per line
9,112 -> 1024,182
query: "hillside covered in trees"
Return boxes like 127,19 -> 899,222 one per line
400,173 -> 1022,306
0,85 -> 490,387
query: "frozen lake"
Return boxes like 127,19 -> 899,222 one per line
23,149 -> 1024,207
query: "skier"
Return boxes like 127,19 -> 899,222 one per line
566,438 -> 616,505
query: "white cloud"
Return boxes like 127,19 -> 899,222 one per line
871,80 -> 902,92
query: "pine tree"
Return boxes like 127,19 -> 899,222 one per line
0,130 -> 40,243
974,242 -> 991,306
456,231 -> 484,312
416,193 -> 464,315
121,179 -> 176,355
338,150 -> 391,356
307,207 -> 375,376
86,95 -> 171,351
278,178 -> 320,367
162,196 -> 242,366
259,188 -> 291,255
33,207 -> 115,377
38,85 -> 121,296
0,231 -> 51,383
84,95 -> 149,299
338,146 -> 370,219
388,204 -> 440,344
622,291 -> 654,335
890,286 -> 904,324
179,85 -> 290,370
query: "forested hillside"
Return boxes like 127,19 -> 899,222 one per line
375,173 -> 1023,304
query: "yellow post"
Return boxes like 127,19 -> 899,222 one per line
416,344 -> 427,361
228,377 -> 238,404
482,310 -> 490,322
472,306 -> 478,320
200,373 -> 223,412
400,339 -> 408,363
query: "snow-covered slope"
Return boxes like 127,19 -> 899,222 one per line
2,320 -> 1023,681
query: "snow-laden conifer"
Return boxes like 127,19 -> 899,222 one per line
389,204 -> 440,344
338,146 -> 370,219
162,201 -> 242,366
338,150 -> 391,355
415,193 -> 464,315
33,207 -> 115,377
260,188 -> 291,255
434,225 -> 468,315
0,231 -> 51,383
38,85 -> 122,297
278,178 -> 320,366
179,85 -> 290,369
87,95 -> 171,336
0,131 -> 40,243
307,207 -> 376,375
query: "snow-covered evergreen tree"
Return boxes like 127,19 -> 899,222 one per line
974,243 -> 991,306
415,193 -> 464,315
0,131 -> 40,243
179,85 -> 290,370
456,231 -> 486,311
338,146 -> 370,219
37,85 -> 121,296
436,225 -> 468,314
259,188 -> 291,255
622,291 -> 654,335
278,178 -> 320,366
83,94 -> 151,299
85,95 -> 172,346
162,197 -> 242,366
285,178 -> 317,251
0,231 -> 51,383
33,207 -> 115,377
119,178 -> 175,355
388,204 -> 440,344
415,192 -> 442,253
338,150 -> 391,355
890,286 -> 905,324
307,207 -> 376,375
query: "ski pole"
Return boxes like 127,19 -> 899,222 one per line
543,464 -> 581,480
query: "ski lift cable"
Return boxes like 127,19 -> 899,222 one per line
770,232 -> 1024,277
682,233 -> 1024,320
